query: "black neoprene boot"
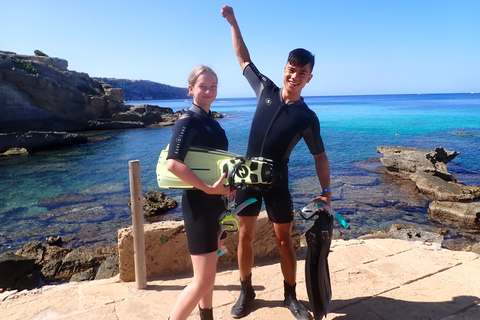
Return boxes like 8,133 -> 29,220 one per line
230,274 -> 256,318
198,305 -> 213,320
284,281 -> 311,320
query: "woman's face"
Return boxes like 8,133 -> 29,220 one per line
189,72 -> 217,109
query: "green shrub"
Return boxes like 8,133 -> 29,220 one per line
12,58 -> 39,75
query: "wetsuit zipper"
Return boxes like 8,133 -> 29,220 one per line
259,101 -> 286,157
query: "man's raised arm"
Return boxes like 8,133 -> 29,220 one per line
221,5 -> 251,71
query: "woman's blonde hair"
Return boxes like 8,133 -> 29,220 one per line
187,65 -> 218,96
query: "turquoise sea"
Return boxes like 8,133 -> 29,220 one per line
1,93 -> 479,253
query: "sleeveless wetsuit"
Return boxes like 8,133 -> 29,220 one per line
236,63 -> 325,223
167,104 -> 228,255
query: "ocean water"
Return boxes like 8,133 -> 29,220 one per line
1,93 -> 479,253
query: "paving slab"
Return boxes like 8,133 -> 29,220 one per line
1,239 -> 478,320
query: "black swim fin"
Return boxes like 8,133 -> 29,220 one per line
305,210 -> 333,319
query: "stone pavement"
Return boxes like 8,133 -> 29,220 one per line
1,239 -> 479,320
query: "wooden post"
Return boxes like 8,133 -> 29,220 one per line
128,160 -> 147,289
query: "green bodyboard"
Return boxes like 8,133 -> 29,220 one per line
156,145 -> 275,189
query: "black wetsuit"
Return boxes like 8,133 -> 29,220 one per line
236,63 -> 325,223
167,104 -> 228,255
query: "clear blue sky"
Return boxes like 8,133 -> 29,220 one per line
3,0 -> 479,98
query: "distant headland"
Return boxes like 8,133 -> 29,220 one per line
94,78 -> 188,101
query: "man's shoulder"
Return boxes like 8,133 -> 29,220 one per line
245,63 -> 274,84
301,103 -> 317,116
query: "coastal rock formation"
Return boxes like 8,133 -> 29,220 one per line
377,146 -> 479,202
428,201 -> 480,229
0,239 -> 118,291
1,50 -> 119,132
0,252 -> 36,290
411,172 -> 480,202
377,145 -> 480,231
110,104 -> 177,126
94,257 -> 119,280
0,50 -> 184,152
376,146 -> 459,181
0,132 -> 88,154
138,190 -> 178,218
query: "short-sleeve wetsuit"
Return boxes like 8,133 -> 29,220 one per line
167,104 -> 228,255
236,63 -> 325,223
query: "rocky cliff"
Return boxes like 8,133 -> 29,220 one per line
0,50 -> 184,134
1,50 -> 120,132
0,50 -> 181,152
95,78 -> 188,101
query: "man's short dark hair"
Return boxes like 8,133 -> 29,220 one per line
287,48 -> 315,73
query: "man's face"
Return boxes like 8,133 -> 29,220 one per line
283,62 -> 313,94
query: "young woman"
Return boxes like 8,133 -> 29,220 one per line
167,66 -> 232,320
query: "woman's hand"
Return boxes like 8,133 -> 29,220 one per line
205,172 -> 232,195
167,159 -> 233,196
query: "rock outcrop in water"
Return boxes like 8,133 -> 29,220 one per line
133,190 -> 178,218
0,132 -> 88,154
377,146 -> 480,230
376,146 -> 460,181
428,201 -> 480,229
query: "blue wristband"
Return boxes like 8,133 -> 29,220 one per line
322,189 -> 331,194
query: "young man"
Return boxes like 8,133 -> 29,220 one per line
222,5 -> 331,320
